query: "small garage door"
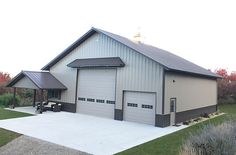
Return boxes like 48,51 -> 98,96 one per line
124,91 -> 156,125
77,69 -> 116,118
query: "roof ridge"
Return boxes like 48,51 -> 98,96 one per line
41,27 -> 220,78
23,70 -> 49,73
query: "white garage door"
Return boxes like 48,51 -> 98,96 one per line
77,69 -> 116,118
124,92 -> 156,125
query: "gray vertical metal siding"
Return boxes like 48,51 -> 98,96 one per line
13,76 -> 38,89
50,58 -> 77,103
49,33 -> 163,114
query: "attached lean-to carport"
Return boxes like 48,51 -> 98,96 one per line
6,71 -> 67,113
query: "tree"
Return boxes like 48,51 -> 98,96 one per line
0,72 -> 11,85
0,72 -> 11,95
215,69 -> 236,104
215,68 -> 228,79
229,72 -> 236,81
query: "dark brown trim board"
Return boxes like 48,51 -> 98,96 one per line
61,102 -> 76,113
67,57 -> 125,68
156,105 -> 217,127
114,109 -> 123,120
48,100 -> 76,113
74,69 -> 79,111
175,105 -> 217,123
165,69 -> 219,80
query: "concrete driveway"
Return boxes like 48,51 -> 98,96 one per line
0,111 -> 187,155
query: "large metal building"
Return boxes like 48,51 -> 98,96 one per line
7,28 -> 220,127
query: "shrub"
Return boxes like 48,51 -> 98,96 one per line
17,89 -> 33,106
218,96 -> 236,104
17,89 -> 33,98
193,117 -> 203,122
202,113 -> 210,118
180,120 -> 236,155
183,121 -> 190,125
0,93 -> 21,107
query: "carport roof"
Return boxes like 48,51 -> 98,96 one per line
6,71 -> 67,90
67,57 -> 125,68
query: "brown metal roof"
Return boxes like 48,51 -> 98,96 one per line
6,71 -> 67,90
67,57 -> 125,68
42,27 -> 220,78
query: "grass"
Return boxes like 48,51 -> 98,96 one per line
0,108 -> 33,147
0,108 -> 32,120
0,128 -> 21,147
117,104 -> 236,155
0,105 -> 235,153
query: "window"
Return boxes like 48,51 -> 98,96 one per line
48,90 -> 61,100
78,97 -> 86,101
87,98 -> 95,102
170,98 -> 176,112
96,99 -> 105,103
127,103 -> 138,107
142,104 -> 153,109
106,100 -> 115,104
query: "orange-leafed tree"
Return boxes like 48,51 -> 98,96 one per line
0,72 -> 11,95
229,72 -> 236,81
0,72 -> 11,85
215,69 -> 236,104
215,69 -> 228,79
215,69 -> 229,100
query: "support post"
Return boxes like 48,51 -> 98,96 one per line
13,87 -> 16,109
40,89 -> 43,113
46,90 -> 49,101
33,89 -> 36,107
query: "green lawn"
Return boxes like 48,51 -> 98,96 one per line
117,104 -> 236,155
0,108 -> 33,147
0,108 -> 32,120
0,128 -> 20,147
0,105 -> 235,153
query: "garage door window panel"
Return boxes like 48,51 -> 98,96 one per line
96,99 -> 105,103
106,100 -> 115,104
127,103 -> 138,107
141,104 -> 153,109
78,97 -> 86,101
87,98 -> 95,102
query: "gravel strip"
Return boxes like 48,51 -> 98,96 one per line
0,135 -> 90,155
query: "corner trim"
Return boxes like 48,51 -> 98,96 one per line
74,69 -> 79,112
114,68 -> 119,119
162,69 -> 165,114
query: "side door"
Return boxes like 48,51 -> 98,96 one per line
170,98 -> 176,126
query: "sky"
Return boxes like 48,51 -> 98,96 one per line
0,0 -> 235,76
